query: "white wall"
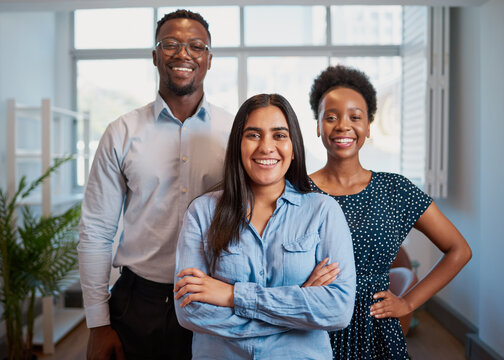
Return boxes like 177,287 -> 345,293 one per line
435,4 -> 481,325
433,2 -> 504,357
0,11 -> 73,196
477,0 -> 504,355
0,11 -> 57,190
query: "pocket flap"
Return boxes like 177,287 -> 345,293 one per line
282,233 -> 319,252
221,243 -> 242,256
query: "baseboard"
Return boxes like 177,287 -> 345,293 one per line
426,296 -> 504,360
425,296 -> 477,343
466,334 -> 504,360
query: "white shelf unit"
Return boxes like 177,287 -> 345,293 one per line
5,98 -> 90,354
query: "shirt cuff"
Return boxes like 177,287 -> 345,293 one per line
84,303 -> 111,328
233,282 -> 258,319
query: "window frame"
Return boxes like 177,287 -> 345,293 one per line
70,5 -> 449,197
70,6 -> 401,106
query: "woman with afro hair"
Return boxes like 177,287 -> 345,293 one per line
308,64 -> 471,359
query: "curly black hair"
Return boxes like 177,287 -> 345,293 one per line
309,65 -> 377,123
156,9 -> 211,44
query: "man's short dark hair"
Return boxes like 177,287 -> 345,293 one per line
309,65 -> 377,123
156,9 -> 211,44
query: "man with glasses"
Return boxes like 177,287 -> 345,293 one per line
78,9 -> 233,360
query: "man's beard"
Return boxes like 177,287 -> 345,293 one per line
166,76 -> 196,96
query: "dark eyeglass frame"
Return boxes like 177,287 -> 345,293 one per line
155,39 -> 211,59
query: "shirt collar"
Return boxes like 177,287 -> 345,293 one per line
153,92 -> 209,123
277,180 -> 302,207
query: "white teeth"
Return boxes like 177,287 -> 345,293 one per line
255,159 -> 279,165
334,138 -> 354,143
172,67 -> 193,72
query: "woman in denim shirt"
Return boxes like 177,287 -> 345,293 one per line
174,93 -> 356,360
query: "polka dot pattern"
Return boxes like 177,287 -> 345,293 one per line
309,171 -> 432,360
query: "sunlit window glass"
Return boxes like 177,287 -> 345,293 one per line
77,59 -> 156,185
331,56 -> 402,173
158,6 -> 239,47
74,8 -> 154,49
331,6 -> 402,45
204,57 -> 238,114
245,6 -> 326,46
248,56 -> 329,173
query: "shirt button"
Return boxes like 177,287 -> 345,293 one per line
259,270 -> 264,276
181,187 -> 187,193
182,156 -> 187,162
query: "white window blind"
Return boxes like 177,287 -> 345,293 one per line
401,6 -> 449,198
426,7 -> 450,198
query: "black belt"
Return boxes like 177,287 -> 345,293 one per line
121,267 -> 174,298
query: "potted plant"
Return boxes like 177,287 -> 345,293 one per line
0,156 -> 81,360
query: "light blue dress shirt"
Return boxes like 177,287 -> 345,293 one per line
78,93 -> 233,328
175,181 -> 356,360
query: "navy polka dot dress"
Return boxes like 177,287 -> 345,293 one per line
309,171 -> 432,360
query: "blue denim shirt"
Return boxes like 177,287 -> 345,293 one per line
175,180 -> 356,359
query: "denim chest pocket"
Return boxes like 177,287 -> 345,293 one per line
282,233 -> 320,286
211,243 -> 247,283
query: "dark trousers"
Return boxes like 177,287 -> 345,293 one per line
109,267 -> 192,360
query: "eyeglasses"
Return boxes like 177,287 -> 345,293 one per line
155,39 -> 211,59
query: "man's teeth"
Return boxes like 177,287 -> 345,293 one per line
172,67 -> 193,72
255,159 -> 279,165
334,138 -> 354,143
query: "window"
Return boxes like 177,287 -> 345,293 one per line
73,5 -> 447,193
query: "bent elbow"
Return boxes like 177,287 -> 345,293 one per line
464,244 -> 472,264
340,306 -> 354,329
334,303 -> 354,330
455,241 -> 472,267
322,300 -> 354,331
174,302 -> 198,332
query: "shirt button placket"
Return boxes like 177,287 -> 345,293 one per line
180,125 -> 189,223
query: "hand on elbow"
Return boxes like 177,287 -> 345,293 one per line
174,267 -> 235,308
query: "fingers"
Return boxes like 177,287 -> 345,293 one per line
174,269 -> 206,292
373,291 -> 389,300
174,284 -> 204,300
370,290 -> 400,319
180,293 -> 203,307
177,267 -> 207,278
174,275 -> 204,292
371,307 -> 394,318
302,261 -> 340,287
311,266 -> 340,286
314,257 -> 330,270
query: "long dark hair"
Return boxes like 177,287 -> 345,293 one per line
207,94 -> 310,271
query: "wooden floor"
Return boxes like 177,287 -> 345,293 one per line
34,309 -> 465,360
407,310 -> 466,360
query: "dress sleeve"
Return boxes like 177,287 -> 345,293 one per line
394,174 -> 433,239
77,123 -> 126,328
174,199 -> 290,339
233,198 -> 356,331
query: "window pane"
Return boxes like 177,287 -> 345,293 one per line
248,56 -> 329,173
75,8 -> 154,49
331,57 -> 402,173
331,6 -> 402,45
77,59 -> 156,184
245,6 -> 326,46
158,7 -> 239,47
205,57 -> 238,114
